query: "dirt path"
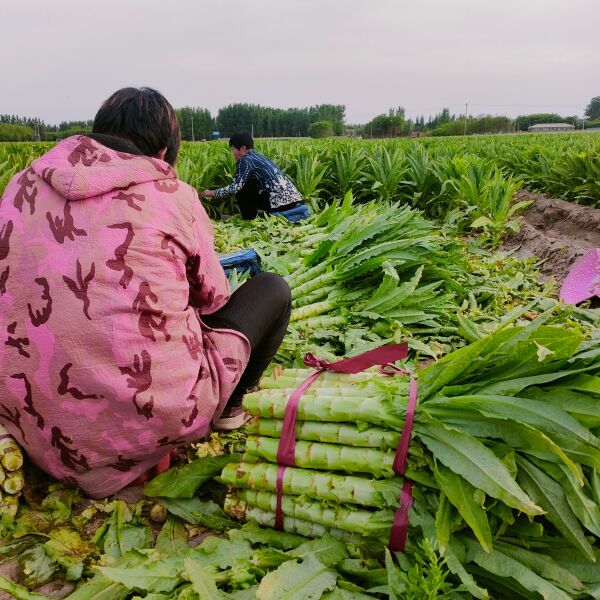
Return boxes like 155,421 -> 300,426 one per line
503,190 -> 600,285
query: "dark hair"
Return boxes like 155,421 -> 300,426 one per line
229,132 -> 254,150
92,87 -> 181,166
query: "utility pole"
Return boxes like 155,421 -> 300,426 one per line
251,123 -> 254,137
190,112 -> 195,142
464,103 -> 468,136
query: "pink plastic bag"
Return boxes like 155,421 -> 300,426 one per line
560,249 -> 600,305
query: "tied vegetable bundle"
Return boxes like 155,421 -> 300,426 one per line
221,317 -> 600,599
0,425 -> 25,518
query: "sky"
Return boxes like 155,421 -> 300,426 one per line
2,0 -> 599,125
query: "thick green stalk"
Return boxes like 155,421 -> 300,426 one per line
259,369 -> 384,388
291,271 -> 336,300
2,471 -> 24,495
292,284 -> 337,309
219,462 -> 403,507
224,496 -> 367,545
294,315 -> 346,331
246,418 -> 400,450
290,300 -> 337,322
286,259 -> 330,289
243,391 -> 407,429
1,450 -> 23,472
245,436 -> 396,478
236,489 -> 394,535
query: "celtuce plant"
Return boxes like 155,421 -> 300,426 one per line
222,318 -> 600,598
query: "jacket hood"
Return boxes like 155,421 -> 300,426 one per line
31,135 -> 177,201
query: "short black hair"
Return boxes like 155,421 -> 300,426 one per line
92,87 -> 181,166
229,132 -> 254,150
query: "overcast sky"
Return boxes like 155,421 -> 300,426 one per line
2,0 -> 599,125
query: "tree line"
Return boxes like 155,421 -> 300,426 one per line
0,103 -> 346,142
1,96 -> 598,142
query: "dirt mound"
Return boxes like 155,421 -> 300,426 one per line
503,190 -> 600,285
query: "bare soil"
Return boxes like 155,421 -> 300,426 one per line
503,190 -> 600,286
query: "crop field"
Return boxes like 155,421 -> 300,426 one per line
2,132 -> 600,599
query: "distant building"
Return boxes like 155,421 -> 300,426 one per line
528,123 -> 576,132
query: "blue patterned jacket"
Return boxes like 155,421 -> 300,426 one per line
213,150 -> 303,209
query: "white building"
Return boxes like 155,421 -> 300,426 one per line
528,123 -> 576,132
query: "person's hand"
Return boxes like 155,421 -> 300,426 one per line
201,189 -> 215,199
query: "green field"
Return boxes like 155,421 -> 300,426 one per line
2,133 -> 600,599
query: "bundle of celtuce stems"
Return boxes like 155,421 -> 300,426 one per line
221,317 -> 600,598
0,424 -> 25,517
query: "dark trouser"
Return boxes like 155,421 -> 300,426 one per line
236,179 -> 271,220
235,179 -> 302,221
202,272 -> 292,402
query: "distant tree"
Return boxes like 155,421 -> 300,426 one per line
0,123 -> 35,141
363,107 -> 408,138
309,105 -> 345,135
176,107 -> 213,141
585,96 -> 600,120
432,115 -> 511,136
308,120 -> 334,138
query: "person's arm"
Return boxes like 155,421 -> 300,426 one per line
186,203 -> 231,314
202,156 -> 252,200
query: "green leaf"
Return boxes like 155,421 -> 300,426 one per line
97,554 -> 184,594
534,460 -> 600,537
64,576 -> 130,600
44,528 -> 95,581
0,575 -> 50,599
230,587 -> 260,599
434,462 -> 493,553
495,541 -> 584,594
64,553 -> 145,600
516,456 -> 596,562
154,516 -> 189,555
101,502 -> 151,559
0,534 -> 46,563
426,394 -> 600,471
462,536 -> 573,600
525,386 -> 600,428
144,453 -> 241,498
426,407 -> 579,478
322,587 -> 378,599
442,539 -> 489,599
19,544 -> 60,589
543,548 -> 600,583
256,554 -> 338,600
183,556 -> 226,599
434,492 -> 452,553
190,536 -> 253,570
457,313 -> 484,342
470,216 -> 493,229
287,535 -> 348,567
228,521 -> 307,550
415,418 -> 541,515
160,497 -> 239,532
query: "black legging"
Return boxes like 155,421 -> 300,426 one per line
202,272 -> 292,400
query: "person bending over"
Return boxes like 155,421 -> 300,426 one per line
201,132 -> 309,221
0,87 -> 291,499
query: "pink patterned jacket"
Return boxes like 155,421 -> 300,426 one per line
0,136 -> 250,498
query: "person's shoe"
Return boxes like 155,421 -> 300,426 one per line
213,404 -> 253,431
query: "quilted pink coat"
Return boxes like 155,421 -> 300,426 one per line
0,136 -> 250,498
